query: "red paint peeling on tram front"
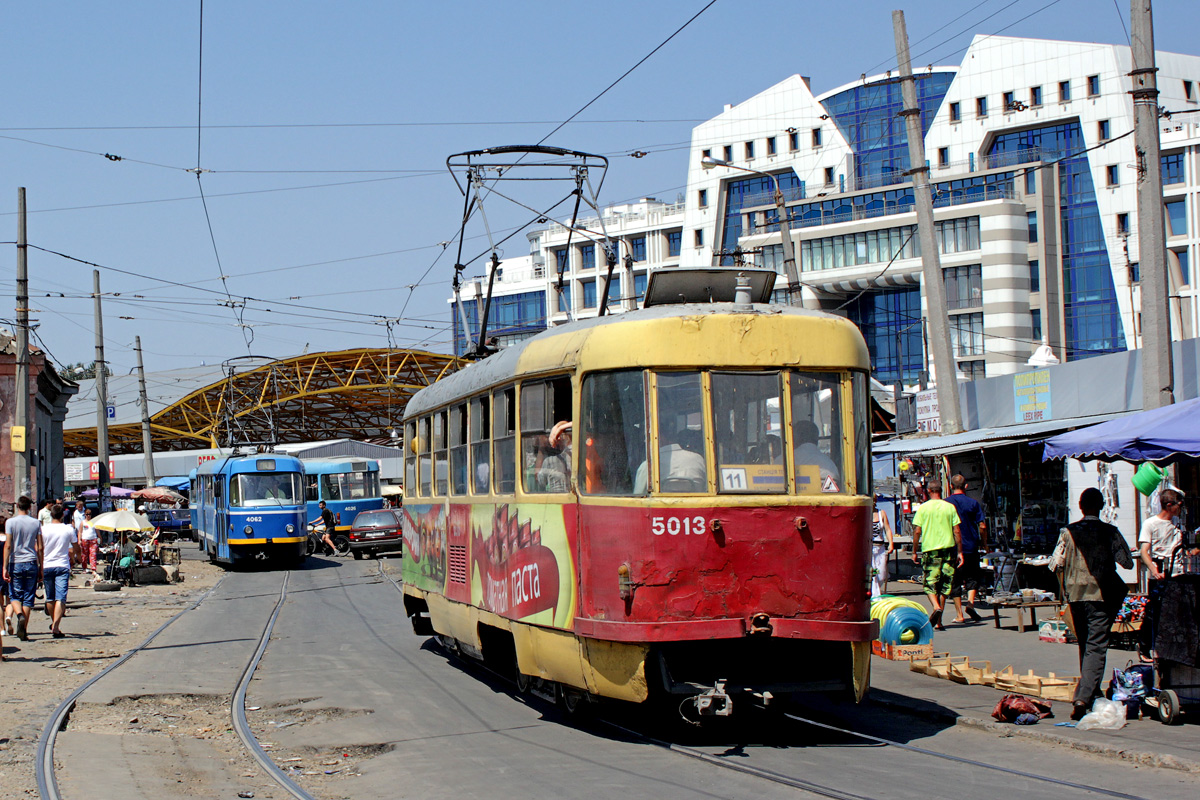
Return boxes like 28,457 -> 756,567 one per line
573,502 -> 874,642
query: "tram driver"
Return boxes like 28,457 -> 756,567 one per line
633,426 -> 706,494
793,419 -> 840,488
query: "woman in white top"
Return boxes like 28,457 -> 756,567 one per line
76,507 -> 99,574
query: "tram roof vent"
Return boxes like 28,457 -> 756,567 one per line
643,268 -> 776,307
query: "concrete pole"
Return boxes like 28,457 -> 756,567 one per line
893,9 -> 963,434
1131,0 -> 1174,410
14,188 -> 31,503
93,270 -> 112,512
135,336 -> 156,486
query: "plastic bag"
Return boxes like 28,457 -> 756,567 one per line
1110,665 -> 1147,702
1075,698 -> 1127,731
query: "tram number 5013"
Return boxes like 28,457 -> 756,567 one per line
651,515 -> 706,536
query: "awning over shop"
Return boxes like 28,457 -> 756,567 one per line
1040,396 -> 1200,463
156,475 -> 191,491
873,413 -> 1125,458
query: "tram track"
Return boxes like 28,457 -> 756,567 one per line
375,559 -> 1151,800
35,569 -> 318,800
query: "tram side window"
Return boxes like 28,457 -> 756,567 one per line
712,372 -> 785,494
470,395 -> 490,494
449,404 -> 468,495
418,416 -> 432,496
636,372 -> 708,494
521,376 -> 574,493
579,370 -> 647,495
493,386 -> 517,494
852,372 -> 870,496
789,372 -> 846,494
404,421 -> 417,495
433,410 -> 448,495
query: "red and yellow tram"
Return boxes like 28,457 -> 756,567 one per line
401,278 -> 877,715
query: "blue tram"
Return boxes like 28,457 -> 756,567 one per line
301,458 -> 384,533
190,453 -> 308,566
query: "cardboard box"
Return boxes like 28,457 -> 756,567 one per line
872,640 -> 934,661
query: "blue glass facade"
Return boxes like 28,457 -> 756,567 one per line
719,172 -> 803,265
821,72 -> 954,189
989,123 -> 1125,359
452,290 -> 546,356
846,286 -> 924,384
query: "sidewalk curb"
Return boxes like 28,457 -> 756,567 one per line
871,693 -> 1200,774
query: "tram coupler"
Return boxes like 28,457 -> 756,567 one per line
694,680 -> 732,716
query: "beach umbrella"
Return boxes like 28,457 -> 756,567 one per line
133,486 -> 186,503
90,509 -> 155,533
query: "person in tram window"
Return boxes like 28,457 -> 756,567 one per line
793,420 -> 840,488
633,426 -> 706,494
535,421 -> 573,493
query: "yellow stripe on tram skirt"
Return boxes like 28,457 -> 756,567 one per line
226,536 -> 308,545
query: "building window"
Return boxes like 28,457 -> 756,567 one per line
580,243 -> 595,270
555,284 -> 572,313
788,131 -> 799,151
554,248 -> 569,273
1003,90 -> 1015,109
1171,249 -> 1190,284
694,229 -> 705,247
702,148 -> 711,161
949,102 -> 960,122
1031,309 -> 1042,341
1106,164 -> 1119,187
581,280 -> 596,309
1027,211 -> 1038,244
811,128 -> 822,148
950,312 -> 984,357
634,273 -> 648,306
666,230 -> 682,257
723,144 -> 733,162
937,217 -> 981,254
698,189 -> 708,208
1030,85 -> 1042,107
1098,119 -> 1110,141
1131,263 -> 1140,283
958,360 -> 986,382
976,96 -> 988,117
766,136 -> 776,156
1166,200 -> 1186,237
1059,80 -> 1071,102
944,264 -> 982,310
745,141 -> 755,160
1025,169 -> 1036,195
938,147 -> 949,168
1162,152 -> 1185,185
823,166 -> 834,185
1185,80 -> 1195,101
1029,260 -> 1040,293
630,235 -> 647,262
1117,213 -> 1129,235
1087,75 -> 1100,97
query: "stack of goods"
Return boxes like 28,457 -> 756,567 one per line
871,596 -> 934,646
1114,594 -> 1147,625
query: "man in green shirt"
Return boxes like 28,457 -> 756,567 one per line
911,479 -> 963,631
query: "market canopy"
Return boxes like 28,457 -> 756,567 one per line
133,486 -> 186,503
80,486 -> 134,499
1040,396 -> 1200,463
156,475 -> 191,491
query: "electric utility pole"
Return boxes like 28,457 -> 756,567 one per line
93,270 -> 112,512
893,9 -> 963,434
1131,0 -> 1174,410
135,336 -> 156,486
13,188 -> 31,503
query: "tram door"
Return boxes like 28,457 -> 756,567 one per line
215,476 -> 229,558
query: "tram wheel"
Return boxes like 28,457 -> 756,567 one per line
557,684 -> 589,717
515,670 -> 531,693
1158,689 -> 1182,725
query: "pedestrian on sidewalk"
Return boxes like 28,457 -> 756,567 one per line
911,479 -> 962,631
37,499 -> 53,527
946,474 -> 988,623
1049,487 -> 1133,720
1137,487 -> 1186,659
869,497 -> 894,598
3,496 -> 43,642
75,505 -> 98,574
40,505 -> 80,639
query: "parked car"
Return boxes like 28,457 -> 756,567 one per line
145,508 -> 194,542
346,509 -> 404,560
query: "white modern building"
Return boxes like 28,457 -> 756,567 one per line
450,35 -> 1200,385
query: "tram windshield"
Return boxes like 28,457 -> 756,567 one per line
232,472 -> 303,507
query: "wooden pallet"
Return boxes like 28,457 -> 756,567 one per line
992,666 -> 1079,702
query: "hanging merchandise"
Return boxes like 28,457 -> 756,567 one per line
1131,462 -> 1166,496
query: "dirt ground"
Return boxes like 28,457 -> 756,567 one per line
0,556 -> 224,800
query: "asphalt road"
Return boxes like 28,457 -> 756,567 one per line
48,552 -> 1200,799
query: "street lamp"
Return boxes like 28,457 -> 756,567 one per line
700,155 -> 802,306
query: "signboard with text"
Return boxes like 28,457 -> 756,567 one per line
1014,369 -> 1052,423
915,389 -> 941,433
89,460 -> 116,480
65,462 -> 84,482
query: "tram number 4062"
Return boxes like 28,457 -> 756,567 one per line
651,515 -> 706,536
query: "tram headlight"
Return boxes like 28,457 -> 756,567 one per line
285,524 -> 295,533
244,525 -> 254,535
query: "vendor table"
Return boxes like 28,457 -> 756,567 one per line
993,600 -> 1063,633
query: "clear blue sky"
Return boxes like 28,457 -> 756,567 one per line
1,0 -> 1192,380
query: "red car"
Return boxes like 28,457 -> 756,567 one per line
347,509 -> 405,560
